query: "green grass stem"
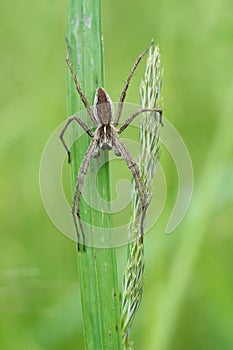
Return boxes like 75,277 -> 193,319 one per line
67,1 -> 122,349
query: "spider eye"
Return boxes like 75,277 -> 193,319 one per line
94,87 -> 114,125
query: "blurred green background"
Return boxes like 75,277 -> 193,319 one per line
1,0 -> 233,349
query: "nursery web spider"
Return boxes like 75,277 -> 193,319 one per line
60,42 -> 162,251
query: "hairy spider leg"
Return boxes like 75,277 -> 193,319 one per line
116,108 -> 163,239
66,41 -> 98,126
114,41 -> 154,127
113,135 -> 150,238
117,108 -> 163,135
72,139 -> 98,251
59,116 -> 94,163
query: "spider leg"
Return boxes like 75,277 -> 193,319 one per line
114,41 -> 154,127
66,40 -> 98,126
60,115 -> 94,163
117,108 -> 162,134
72,139 -> 98,251
113,135 -> 149,238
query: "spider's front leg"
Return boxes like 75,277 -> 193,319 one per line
114,41 -> 154,126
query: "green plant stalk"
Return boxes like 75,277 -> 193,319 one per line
67,1 -> 122,349
121,44 -> 163,349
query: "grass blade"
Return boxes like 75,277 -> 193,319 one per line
67,1 -> 122,348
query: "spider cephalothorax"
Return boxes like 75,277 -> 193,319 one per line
94,88 -> 116,153
60,43 -> 162,251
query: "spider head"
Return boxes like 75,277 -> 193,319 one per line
93,87 -> 114,125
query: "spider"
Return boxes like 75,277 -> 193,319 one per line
60,42 -> 162,251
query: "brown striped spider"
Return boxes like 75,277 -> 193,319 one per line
60,42 -> 162,251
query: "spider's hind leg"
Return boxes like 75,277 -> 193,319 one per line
71,139 -> 98,251
113,136 -> 149,238
113,144 -> 121,157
